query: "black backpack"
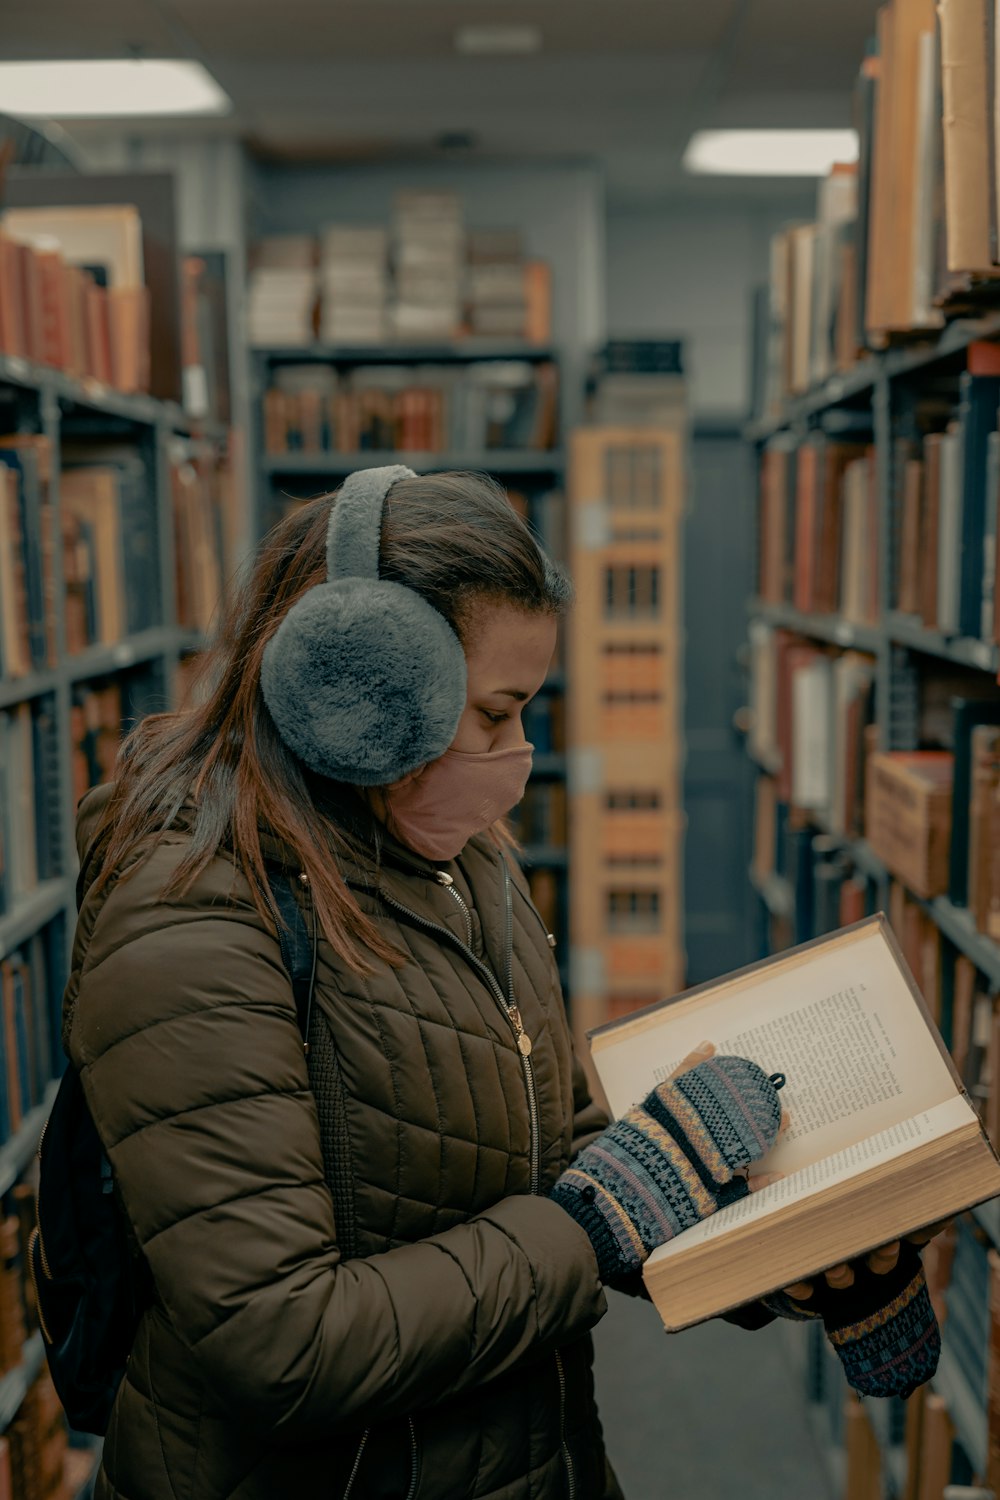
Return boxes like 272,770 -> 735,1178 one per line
30,873 -> 316,1435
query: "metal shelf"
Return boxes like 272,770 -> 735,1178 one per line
933,1342 -> 987,1476
0,1080 -> 60,1200
0,351 -> 225,437
530,753 -> 567,780
519,845 -> 569,870
0,1332 -> 45,1434
264,449 -> 565,476
65,629 -> 182,683
0,881 -> 69,962
887,613 -> 999,673
749,866 -> 794,918
254,342 -> 558,365
918,896 -> 1000,990
748,600 -> 882,653
0,668 -> 58,711
745,311 -> 1000,442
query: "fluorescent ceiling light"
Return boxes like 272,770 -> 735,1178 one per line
0,59 -> 231,119
455,25 -> 542,55
684,129 -> 859,177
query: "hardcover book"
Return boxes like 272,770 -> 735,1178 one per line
588,915 -> 1000,1331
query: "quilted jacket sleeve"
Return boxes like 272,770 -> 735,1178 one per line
71,879 -> 606,1442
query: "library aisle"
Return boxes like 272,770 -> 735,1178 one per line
593,1297 -> 831,1500
4,2 -> 1000,1499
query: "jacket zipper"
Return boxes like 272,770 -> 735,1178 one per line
27,1229 -> 53,1344
554,1350 -> 576,1500
379,866 -> 541,1195
405,1415 -> 419,1500
342,1429 -> 369,1500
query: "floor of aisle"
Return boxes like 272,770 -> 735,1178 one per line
592,1292 -> 832,1500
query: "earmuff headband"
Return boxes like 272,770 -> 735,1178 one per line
325,464 -> 416,580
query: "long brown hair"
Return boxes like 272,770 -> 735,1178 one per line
94,471 -> 571,974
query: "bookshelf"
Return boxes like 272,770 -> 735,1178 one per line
744,308 -> 1000,1497
251,341 -> 572,980
0,350 -> 229,1447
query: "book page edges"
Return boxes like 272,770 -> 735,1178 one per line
643,1122 -> 1000,1331
589,914 -> 879,1053
589,912 -> 963,1095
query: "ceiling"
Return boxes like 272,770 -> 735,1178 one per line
7,0 -> 881,205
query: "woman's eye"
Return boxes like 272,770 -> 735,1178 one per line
481,709 -> 509,726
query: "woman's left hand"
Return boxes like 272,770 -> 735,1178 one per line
781,1219 -> 954,1301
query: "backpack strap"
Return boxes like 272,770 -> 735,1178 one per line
267,872 -> 317,1050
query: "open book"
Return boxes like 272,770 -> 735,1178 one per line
589,915 -> 1000,1331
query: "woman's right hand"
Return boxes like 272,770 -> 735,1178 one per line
670,1041 -> 788,1194
550,1041 -> 785,1285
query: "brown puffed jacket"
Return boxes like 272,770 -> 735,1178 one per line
65,784 -> 620,1500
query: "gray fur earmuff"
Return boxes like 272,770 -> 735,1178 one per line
260,465 -> 468,785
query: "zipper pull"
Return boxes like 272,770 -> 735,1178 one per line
436,871 -> 454,887
509,1006 -> 533,1057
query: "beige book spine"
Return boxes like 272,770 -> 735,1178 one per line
939,0 -> 995,271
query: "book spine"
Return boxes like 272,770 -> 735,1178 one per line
959,376 -> 1000,638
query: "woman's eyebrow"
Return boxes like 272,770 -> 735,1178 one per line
494,688 -> 530,702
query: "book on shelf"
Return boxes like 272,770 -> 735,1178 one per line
0,702 -> 59,910
867,751 -> 954,901
171,454 -> 225,635
0,204 -> 151,394
588,915 -> 1000,1331
71,681 -> 123,812
0,435 -> 56,678
950,700 -> 1000,908
263,359 -> 559,456
60,454 -> 159,649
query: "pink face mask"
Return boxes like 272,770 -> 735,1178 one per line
385,743 -> 534,861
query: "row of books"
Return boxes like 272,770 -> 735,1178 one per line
0,1177 -> 78,1497
522,694 -> 566,756
0,436 -> 56,680
171,454 -> 226,636
262,360 -> 559,455
0,204 -> 150,395
70,682 -> 123,815
893,354 -> 1000,644
248,196 -> 551,347
0,432 -> 229,676
748,627 -> 876,838
758,0 -> 1000,416
0,702 -> 58,914
757,434 -> 878,625
508,782 -> 567,851
0,929 -> 59,1143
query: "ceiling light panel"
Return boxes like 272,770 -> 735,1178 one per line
0,59 -> 231,118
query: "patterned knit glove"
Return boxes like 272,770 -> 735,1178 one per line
550,1055 -> 783,1285
761,1242 -> 940,1399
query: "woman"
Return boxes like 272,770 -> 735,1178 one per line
66,467 -> 939,1500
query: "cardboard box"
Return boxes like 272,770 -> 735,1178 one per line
865,751 -> 954,899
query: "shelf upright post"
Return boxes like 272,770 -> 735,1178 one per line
41,382 -> 77,975
874,370 -> 896,757
154,415 -> 180,712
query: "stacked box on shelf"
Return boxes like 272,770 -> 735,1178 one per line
247,236 -> 318,349
319,226 -> 388,347
567,427 -> 685,1059
391,193 -> 464,342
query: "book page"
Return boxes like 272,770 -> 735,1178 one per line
647,1093 -> 975,1263
592,922 -> 958,1175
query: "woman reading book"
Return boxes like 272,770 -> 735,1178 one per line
63,467 -> 943,1500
